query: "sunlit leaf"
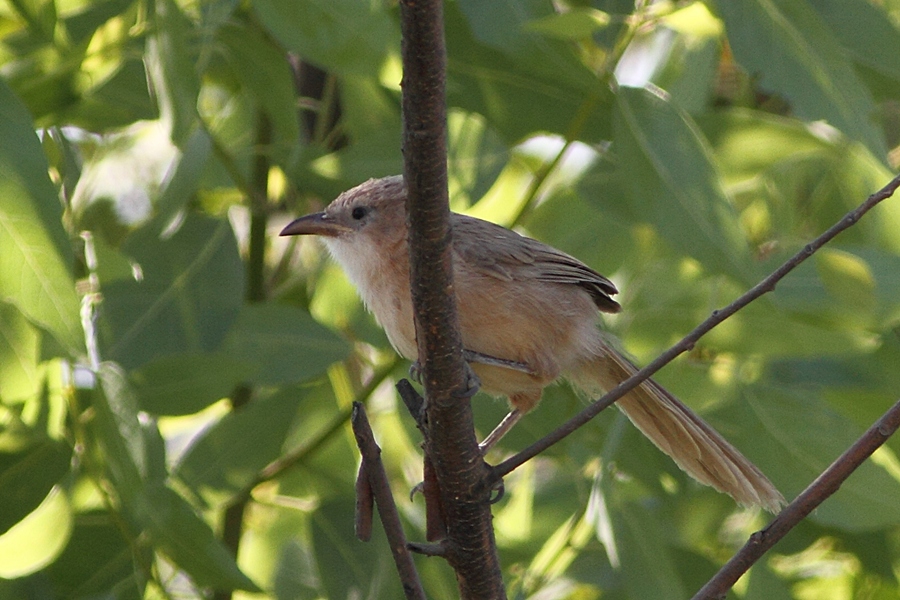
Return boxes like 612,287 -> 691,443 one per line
445,2 -> 612,144
252,0 -> 396,77
716,0 -> 887,158
0,439 -> 71,535
136,483 -> 260,592
147,0 -> 199,143
715,386 -> 900,531
0,487 -> 72,578
610,86 -> 756,284
0,303 -> 41,403
0,81 -> 82,354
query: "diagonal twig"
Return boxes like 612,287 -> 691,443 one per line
492,172 -> 900,481
693,396 -> 900,599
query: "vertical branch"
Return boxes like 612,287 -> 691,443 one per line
214,110 -> 272,600
351,403 -> 427,600
399,0 -> 506,598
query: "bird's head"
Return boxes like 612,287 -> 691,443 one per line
280,176 -> 407,244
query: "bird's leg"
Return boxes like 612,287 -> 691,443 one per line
462,349 -> 537,453
463,350 -> 537,376
479,408 -> 523,453
411,349 -> 533,452
408,358 -> 481,397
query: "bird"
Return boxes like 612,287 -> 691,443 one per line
280,176 -> 785,512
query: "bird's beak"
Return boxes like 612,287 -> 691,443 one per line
280,212 -> 350,237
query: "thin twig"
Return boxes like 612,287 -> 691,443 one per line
408,541 -> 448,557
351,403 -> 427,600
693,396 -> 900,599
492,172 -> 900,481
355,460 -> 374,542
252,356 -> 399,486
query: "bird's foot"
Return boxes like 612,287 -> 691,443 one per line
463,349 -> 537,376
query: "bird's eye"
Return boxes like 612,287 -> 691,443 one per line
351,206 -> 369,220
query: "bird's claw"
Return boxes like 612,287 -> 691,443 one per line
489,479 -> 505,504
409,480 -> 425,501
455,362 -> 481,398
408,360 -> 424,384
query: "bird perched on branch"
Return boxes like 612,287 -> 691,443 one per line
281,176 -> 784,512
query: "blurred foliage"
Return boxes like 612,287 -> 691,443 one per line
1,0 -> 900,598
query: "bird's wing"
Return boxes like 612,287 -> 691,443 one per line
451,214 -> 621,313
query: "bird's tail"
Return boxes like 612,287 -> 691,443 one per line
573,344 -> 785,513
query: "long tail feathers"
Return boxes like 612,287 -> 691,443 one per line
578,347 -> 785,513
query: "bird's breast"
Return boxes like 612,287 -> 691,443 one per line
324,236 -> 418,360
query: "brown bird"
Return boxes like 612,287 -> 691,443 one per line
281,176 -> 784,512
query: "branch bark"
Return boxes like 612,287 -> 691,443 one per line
351,403 -> 427,600
399,0 -> 505,598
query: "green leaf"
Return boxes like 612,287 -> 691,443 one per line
174,387 -> 299,507
63,0 -> 136,44
6,0 -> 57,42
610,86 -> 756,284
698,108 -> 833,187
809,0 -> 900,88
252,0 -> 396,77
815,247 -> 877,320
130,352 -> 252,415
313,125 -> 402,184
136,483 -> 260,592
0,303 -> 41,403
90,363 -> 257,591
717,385 -> 900,531
0,438 -> 71,535
220,304 -> 350,386
147,0 -> 200,144
90,363 -> 151,496
445,2 -> 611,145
311,498 -> 404,599
525,186 -> 635,278
612,501 -> 686,600
102,214 -> 244,369
41,510 -> 148,599
147,128 -> 211,234
0,80 -> 82,355
217,22 -> 300,166
74,58 -> 158,130
715,0 -> 887,159
447,110 -> 509,208
524,8 -> 610,41
0,486 -> 72,578
745,562 -> 793,600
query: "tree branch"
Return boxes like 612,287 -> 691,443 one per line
693,396 -> 900,599
399,0 -> 505,597
492,171 -> 900,482
351,402 -> 427,600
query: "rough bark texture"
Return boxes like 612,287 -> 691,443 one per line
399,0 -> 506,597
